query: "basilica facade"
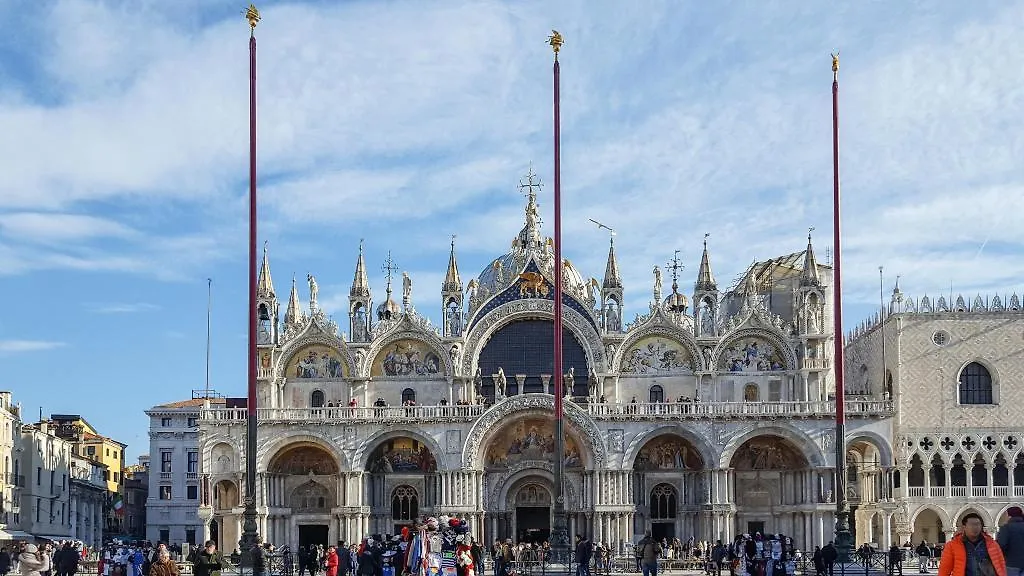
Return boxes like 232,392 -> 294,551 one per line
195,177 -> 894,552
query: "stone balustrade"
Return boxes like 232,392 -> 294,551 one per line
201,397 -> 893,424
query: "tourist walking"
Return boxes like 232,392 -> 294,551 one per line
636,531 -> 662,576
192,541 -> 223,576
998,507 -> 1024,576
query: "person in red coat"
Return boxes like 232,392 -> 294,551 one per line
325,546 -> 340,576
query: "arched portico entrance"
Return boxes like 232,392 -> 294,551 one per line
508,480 -> 554,544
729,434 -> 818,543
365,436 -> 439,535
267,443 -> 341,548
632,433 -> 705,540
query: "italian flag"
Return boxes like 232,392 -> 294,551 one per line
112,494 -> 124,517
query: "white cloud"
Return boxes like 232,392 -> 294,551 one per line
85,302 -> 161,314
0,0 -> 1019,324
0,340 -> 66,353
0,212 -> 137,244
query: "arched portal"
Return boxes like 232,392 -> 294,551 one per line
477,319 -> 590,397
509,481 -> 553,544
632,434 -> 704,540
212,480 -> 239,554
729,435 -> 811,540
912,508 -> 946,544
364,437 -> 439,535
265,443 -> 340,546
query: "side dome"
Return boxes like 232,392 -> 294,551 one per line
665,290 -> 689,312
376,297 -> 400,320
562,259 -> 588,297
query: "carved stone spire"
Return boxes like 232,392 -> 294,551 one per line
602,236 -> 622,290
443,237 -> 462,293
285,275 -> 303,325
257,241 -> 275,299
350,240 -> 370,298
800,230 -> 822,287
695,234 -> 717,292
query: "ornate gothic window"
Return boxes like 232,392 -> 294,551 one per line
993,454 -> 1009,486
291,481 -> 330,512
311,390 -> 325,408
402,388 -> 416,404
649,484 -> 677,520
959,363 -> 993,405
391,485 -> 418,521
649,385 -> 664,403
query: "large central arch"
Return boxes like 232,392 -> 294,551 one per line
461,301 -> 606,375
462,394 -> 606,469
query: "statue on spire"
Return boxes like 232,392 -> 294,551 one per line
307,274 -> 319,311
653,265 -> 663,302
402,272 -> 413,309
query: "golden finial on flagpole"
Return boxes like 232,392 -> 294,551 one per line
244,4 -> 261,32
548,30 -> 564,58
831,50 -> 840,79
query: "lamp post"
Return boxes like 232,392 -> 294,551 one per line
240,3 -> 262,559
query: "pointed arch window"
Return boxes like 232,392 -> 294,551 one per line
958,363 -> 993,405
650,484 -> 677,520
311,390 -> 325,408
648,385 -> 664,403
401,388 -> 416,404
391,486 -> 418,521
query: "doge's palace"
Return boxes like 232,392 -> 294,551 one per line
196,171 -> 894,552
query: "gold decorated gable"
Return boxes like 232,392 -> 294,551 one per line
620,336 -> 693,374
485,417 -> 584,470
371,338 -> 443,377
286,344 -> 347,379
269,445 -> 339,475
730,436 -> 808,470
633,435 -> 703,471
718,337 -> 785,373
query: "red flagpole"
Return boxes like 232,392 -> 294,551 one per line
548,29 -> 569,557
241,3 -> 262,552
247,26 -> 258,422
830,51 -> 853,561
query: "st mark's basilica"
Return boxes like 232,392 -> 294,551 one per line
195,172 -> 895,551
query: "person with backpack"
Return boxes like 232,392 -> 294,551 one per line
917,541 -> 933,574
636,531 -> 662,576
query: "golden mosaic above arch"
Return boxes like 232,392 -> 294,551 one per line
371,339 -> 443,377
620,336 -> 693,374
485,417 -> 584,470
285,344 -> 347,379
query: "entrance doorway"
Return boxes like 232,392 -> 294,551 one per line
516,507 -> 550,544
210,520 -> 219,548
747,521 -> 765,536
299,524 -> 330,548
651,522 -> 675,541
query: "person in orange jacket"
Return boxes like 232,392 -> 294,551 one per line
939,513 -> 1007,576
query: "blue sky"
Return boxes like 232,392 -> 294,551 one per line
1,0 -> 1021,461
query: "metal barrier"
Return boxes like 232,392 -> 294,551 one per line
203,550 -> 917,576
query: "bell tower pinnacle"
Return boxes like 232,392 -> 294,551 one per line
442,235 -> 464,337
255,241 -> 279,345
693,233 -> 719,338
348,240 -> 373,342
